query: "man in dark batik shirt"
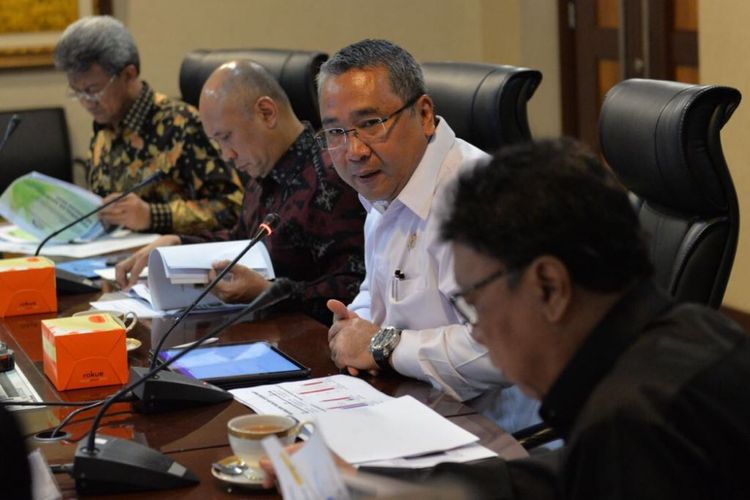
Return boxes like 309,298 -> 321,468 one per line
54,16 -> 243,234
117,61 -> 365,324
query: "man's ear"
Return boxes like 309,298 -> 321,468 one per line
121,63 -> 139,82
416,94 -> 436,138
528,255 -> 572,323
254,96 -> 278,128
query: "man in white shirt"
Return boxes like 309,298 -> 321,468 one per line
320,39 -> 538,432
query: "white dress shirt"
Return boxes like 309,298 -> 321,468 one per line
348,119 -> 540,432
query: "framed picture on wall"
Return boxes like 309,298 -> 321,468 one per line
0,0 -> 112,69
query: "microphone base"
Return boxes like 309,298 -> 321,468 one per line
73,435 -> 199,494
129,366 -> 233,414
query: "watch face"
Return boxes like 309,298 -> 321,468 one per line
372,328 -> 399,351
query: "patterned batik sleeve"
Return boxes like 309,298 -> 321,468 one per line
293,176 -> 366,324
154,112 -> 244,234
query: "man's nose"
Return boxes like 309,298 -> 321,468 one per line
221,147 -> 238,162
345,132 -> 371,161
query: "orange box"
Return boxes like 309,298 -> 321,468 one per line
0,256 -> 57,317
42,314 -> 128,391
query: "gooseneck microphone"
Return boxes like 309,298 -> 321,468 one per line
72,278 -> 295,494
34,170 -> 165,256
0,114 -> 21,155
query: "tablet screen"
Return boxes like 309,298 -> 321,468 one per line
157,341 -> 309,387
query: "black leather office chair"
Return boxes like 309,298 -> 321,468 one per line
600,78 -> 741,308
0,108 -> 72,194
421,62 -> 542,152
514,79 -> 742,451
179,48 -> 328,128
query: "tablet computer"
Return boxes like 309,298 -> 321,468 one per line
156,341 -> 310,389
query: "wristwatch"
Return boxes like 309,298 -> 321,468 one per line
369,326 -> 402,371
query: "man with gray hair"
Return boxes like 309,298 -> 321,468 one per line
55,15 -> 243,234
321,39 -> 538,432
116,61 -> 366,325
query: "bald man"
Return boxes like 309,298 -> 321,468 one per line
116,61 -> 365,324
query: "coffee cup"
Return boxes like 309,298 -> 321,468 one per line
73,310 -> 137,332
227,414 -> 306,470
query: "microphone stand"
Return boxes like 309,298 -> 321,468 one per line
72,279 -> 295,494
130,213 -> 281,413
34,170 -> 165,256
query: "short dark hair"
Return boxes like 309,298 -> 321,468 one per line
54,15 -> 139,75
441,138 -> 653,292
318,39 -> 425,102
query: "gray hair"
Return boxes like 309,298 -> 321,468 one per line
318,39 -> 425,102
218,60 -> 290,109
54,15 -> 139,75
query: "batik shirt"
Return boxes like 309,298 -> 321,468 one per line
87,82 -> 243,234
181,125 -> 366,325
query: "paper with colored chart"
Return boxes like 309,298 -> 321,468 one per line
230,374 -> 393,418
0,171 -> 105,242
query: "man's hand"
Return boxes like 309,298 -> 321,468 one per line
258,442 -> 355,489
207,260 -> 272,303
115,234 -> 180,290
99,192 -> 151,231
326,300 -> 380,376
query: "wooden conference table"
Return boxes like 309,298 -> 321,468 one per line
1,286 -> 527,499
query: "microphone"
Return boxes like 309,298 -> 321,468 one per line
34,170 -> 165,256
0,114 -> 21,155
72,278 -> 295,494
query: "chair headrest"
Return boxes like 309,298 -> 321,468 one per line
599,78 -> 741,216
421,62 -> 542,152
179,48 -> 328,127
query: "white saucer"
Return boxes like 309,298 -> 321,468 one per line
211,455 -> 266,489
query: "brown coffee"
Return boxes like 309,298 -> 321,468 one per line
242,424 -> 287,434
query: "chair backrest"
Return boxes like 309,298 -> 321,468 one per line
179,48 -> 328,128
599,78 -> 741,307
421,62 -> 542,152
0,107 -> 72,194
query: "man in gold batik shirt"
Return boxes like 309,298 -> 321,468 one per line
55,15 -> 243,234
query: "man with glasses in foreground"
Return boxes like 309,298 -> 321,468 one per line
54,16 -> 243,234
266,138 -> 750,499
321,39 -> 539,433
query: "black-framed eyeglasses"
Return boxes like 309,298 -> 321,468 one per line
314,94 -> 423,150
449,269 -> 507,326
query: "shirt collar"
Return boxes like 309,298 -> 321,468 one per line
94,81 -> 154,134
360,117 -> 456,218
121,81 -> 154,133
267,123 -> 317,186
540,280 -> 673,438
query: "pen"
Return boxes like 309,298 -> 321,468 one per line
392,269 -> 405,301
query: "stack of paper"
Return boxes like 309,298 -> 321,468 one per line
232,375 -> 498,468
147,239 -> 275,310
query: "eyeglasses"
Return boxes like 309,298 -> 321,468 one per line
67,74 -> 117,103
315,94 -> 422,150
449,269 -> 508,326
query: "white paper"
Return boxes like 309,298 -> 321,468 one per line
0,225 -> 159,258
313,395 -> 479,464
95,266 -> 148,282
146,240 -> 275,311
262,430 -> 350,500
358,442 -> 497,469
28,449 -> 62,500
90,298 -> 169,318
230,375 -> 393,418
